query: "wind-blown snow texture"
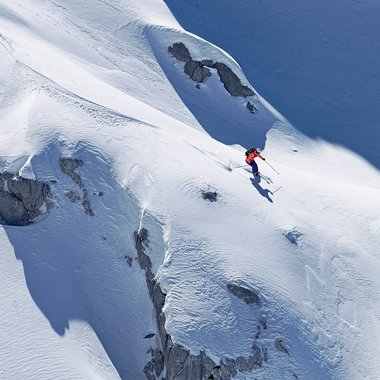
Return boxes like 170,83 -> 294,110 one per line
0,1 -> 379,379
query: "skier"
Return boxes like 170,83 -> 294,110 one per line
245,147 -> 265,177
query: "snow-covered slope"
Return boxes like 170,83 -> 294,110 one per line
0,1 -> 379,379
165,0 -> 380,169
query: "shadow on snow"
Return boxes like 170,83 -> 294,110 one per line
3,144 -> 151,380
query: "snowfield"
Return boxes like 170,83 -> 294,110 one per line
0,1 -> 379,379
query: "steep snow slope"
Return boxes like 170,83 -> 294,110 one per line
165,0 -> 380,169
0,1 -> 380,380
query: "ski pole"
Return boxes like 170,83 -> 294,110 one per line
265,160 -> 280,175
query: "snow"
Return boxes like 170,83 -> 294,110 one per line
0,0 -> 379,379
164,0 -> 380,169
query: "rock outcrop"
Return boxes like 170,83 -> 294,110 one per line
246,101 -> 257,114
201,190 -> 218,202
212,62 -> 254,97
59,157 -> 83,186
227,283 -> 260,305
59,157 -> 94,216
168,42 -> 255,98
168,42 -> 192,62
0,172 -> 52,226
134,228 -> 270,380
283,229 -> 304,246
184,60 -> 211,84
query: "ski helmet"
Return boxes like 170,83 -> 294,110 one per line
256,148 -> 262,153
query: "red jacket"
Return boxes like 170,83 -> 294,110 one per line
245,151 -> 265,165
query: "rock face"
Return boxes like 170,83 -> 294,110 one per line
65,191 -> 81,202
227,283 -> 260,305
59,157 -> 94,216
0,190 -> 30,226
283,229 -> 304,245
168,42 -> 255,98
246,101 -> 257,114
134,227 -> 298,379
168,42 -> 192,62
59,157 -> 83,186
212,62 -> 254,97
144,348 -> 165,380
184,60 -> 211,84
201,190 -> 218,202
0,172 -> 52,226
134,228 -> 268,380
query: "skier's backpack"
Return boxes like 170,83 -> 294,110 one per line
245,147 -> 256,157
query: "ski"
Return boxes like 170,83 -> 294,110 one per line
258,173 -> 273,184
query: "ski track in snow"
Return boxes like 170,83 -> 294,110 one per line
0,1 -> 380,380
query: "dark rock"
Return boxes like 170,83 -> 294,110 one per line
152,281 -> 167,340
255,326 -> 261,339
143,361 -> 156,380
172,350 -> 216,380
227,283 -> 260,305
65,191 -> 81,202
0,191 -> 30,225
60,157 -> 94,216
59,157 -> 84,187
225,358 -> 237,377
209,361 -> 234,380
7,177 -> 51,218
283,230 -> 303,245
201,190 -> 218,202
236,350 -> 263,373
125,255 -> 133,267
165,343 -> 190,379
144,333 -> 155,339
201,60 -> 215,68
82,188 -> 94,216
235,356 -> 252,372
168,42 -> 192,62
251,344 -> 263,368
0,172 -> 14,181
260,317 -> 268,330
262,346 -> 268,362
169,42 -> 255,105
275,338 -> 289,355
150,348 -> 165,377
0,174 -> 52,226
214,62 -> 254,97
134,228 -> 152,272
137,227 -> 149,245
184,60 -> 211,83
246,101 -> 257,114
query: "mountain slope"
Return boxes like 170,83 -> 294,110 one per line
165,0 -> 380,169
0,1 -> 380,380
